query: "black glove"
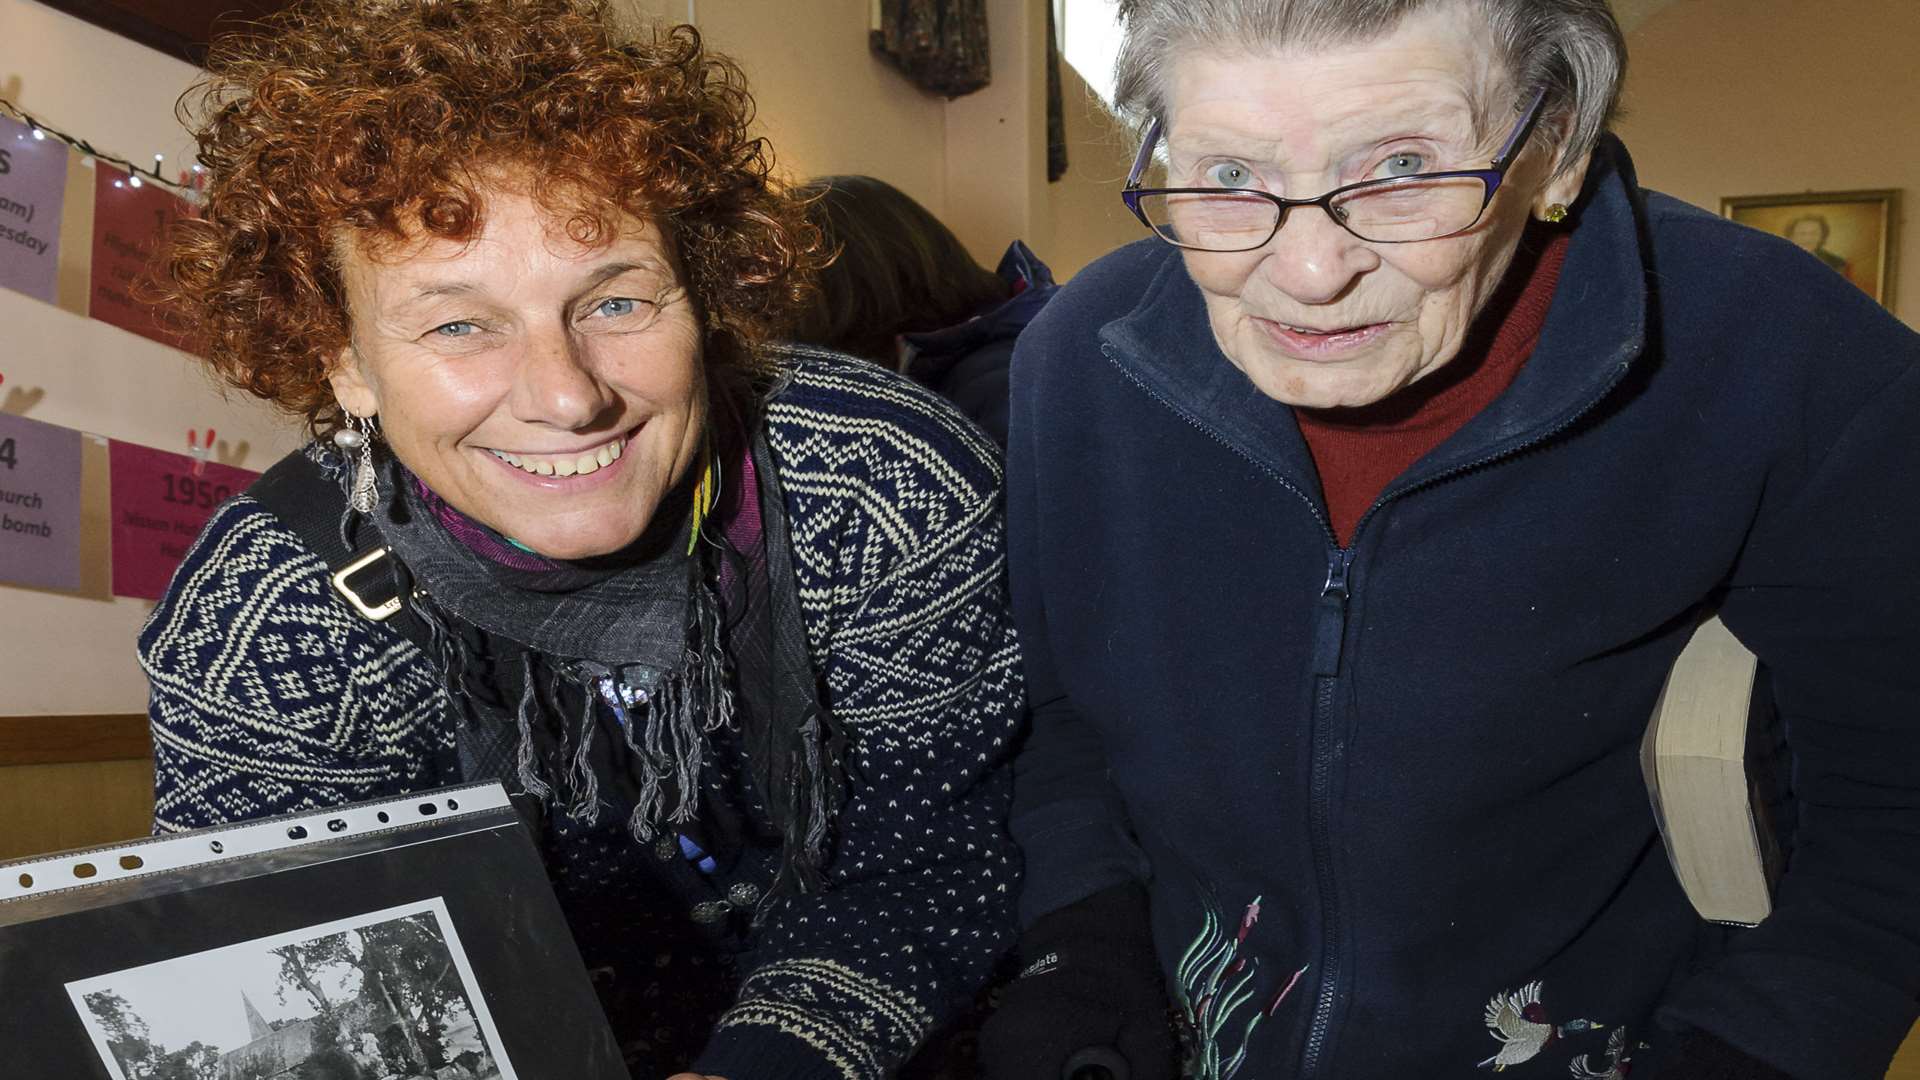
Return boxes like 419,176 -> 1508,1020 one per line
1653,1030 -> 1796,1080
977,882 -> 1179,1080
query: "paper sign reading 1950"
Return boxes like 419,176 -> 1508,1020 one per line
0,113 -> 70,304
108,439 -> 257,601
0,412 -> 84,593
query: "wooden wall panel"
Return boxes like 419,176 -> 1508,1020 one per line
0,758 -> 153,860
1891,1028 -> 1920,1080
33,0 -> 297,65
0,713 -> 149,766
0,714 -> 152,860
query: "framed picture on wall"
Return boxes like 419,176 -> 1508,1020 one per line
1721,189 -> 1902,311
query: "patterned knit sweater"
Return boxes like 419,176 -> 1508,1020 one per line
139,352 -> 1025,1080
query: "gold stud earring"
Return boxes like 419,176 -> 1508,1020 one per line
1543,203 -> 1570,224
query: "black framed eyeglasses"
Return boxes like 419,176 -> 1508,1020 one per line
1121,87 -> 1549,251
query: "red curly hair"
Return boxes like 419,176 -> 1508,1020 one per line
163,0 -> 823,434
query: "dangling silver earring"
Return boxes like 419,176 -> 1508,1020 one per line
332,413 -> 379,514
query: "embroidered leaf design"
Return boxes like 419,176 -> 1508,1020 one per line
1173,895 -> 1307,1080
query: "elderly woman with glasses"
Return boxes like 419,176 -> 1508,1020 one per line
987,3 -> 1920,1080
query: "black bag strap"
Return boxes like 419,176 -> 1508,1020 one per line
245,451 -> 433,653
245,451 -> 539,804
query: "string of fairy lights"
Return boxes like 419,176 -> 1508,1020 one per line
0,98 -> 202,197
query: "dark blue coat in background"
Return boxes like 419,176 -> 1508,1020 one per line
1006,137 -> 1920,1080
901,240 -> 1057,448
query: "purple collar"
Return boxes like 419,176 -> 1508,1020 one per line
415,451 -> 762,573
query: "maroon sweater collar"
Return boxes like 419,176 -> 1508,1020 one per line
1296,227 -> 1571,546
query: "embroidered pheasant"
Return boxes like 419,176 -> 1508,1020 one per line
1478,981 -> 1603,1071
1569,1029 -> 1634,1079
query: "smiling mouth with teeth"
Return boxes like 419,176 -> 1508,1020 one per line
485,433 -> 627,477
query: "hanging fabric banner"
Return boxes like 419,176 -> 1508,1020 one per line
0,114 -> 70,305
90,163 -> 191,351
107,439 -> 257,601
0,412 -> 84,593
870,0 -> 991,98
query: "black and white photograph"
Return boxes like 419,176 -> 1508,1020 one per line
64,899 -> 516,1080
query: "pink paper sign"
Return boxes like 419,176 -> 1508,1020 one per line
109,439 -> 258,601
0,113 -> 69,304
90,163 -> 192,351
0,412 -> 84,593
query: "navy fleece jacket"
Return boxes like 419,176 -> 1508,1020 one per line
1006,137 -> 1920,1080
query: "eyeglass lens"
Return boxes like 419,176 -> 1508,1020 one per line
1135,174 -> 1493,251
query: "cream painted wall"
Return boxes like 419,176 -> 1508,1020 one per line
1046,0 -> 1158,278
629,0 -> 952,218
637,0 -> 1144,280
0,0 -> 305,718
1612,0 -> 1686,34
1613,0 -> 1918,328
629,0 -> 1146,276
944,0 -> 1048,271
1045,64 -> 1145,278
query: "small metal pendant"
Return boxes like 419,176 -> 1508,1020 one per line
334,417 -> 379,514
348,440 -> 377,513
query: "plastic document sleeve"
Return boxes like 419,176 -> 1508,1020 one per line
0,782 -> 626,1080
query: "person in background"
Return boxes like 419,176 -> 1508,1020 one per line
791,175 -> 1058,446
146,2 -> 1025,1078
989,1 -> 1920,1079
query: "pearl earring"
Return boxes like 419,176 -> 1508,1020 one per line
332,413 -> 378,514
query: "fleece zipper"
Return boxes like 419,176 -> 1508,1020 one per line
1103,348 -> 1357,1077
1301,544 -> 1353,1077
1102,338 -> 1632,1078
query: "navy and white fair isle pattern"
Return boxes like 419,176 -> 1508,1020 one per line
139,351 -> 1025,1080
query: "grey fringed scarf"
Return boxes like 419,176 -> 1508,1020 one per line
361,430 -> 842,895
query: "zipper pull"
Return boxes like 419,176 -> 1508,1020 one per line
1311,548 -> 1352,676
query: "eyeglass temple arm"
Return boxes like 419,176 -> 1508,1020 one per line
1124,118 -> 1163,190
1491,87 -> 1550,171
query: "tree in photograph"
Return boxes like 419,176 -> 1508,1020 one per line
374,1023 -> 422,1077
148,1041 -> 223,1080
267,915 -> 482,1076
273,932 -> 394,1075
271,933 -> 353,1022
354,915 -> 470,1070
84,990 -> 159,1079
294,1014 -> 369,1080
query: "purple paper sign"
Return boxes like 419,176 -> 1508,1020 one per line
0,412 -> 84,593
0,113 -> 69,304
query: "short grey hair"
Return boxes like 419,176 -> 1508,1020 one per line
1113,0 -> 1626,175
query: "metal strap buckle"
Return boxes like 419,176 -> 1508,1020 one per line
329,546 -> 403,622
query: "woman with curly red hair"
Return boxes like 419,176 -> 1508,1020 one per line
141,2 -> 1023,1077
